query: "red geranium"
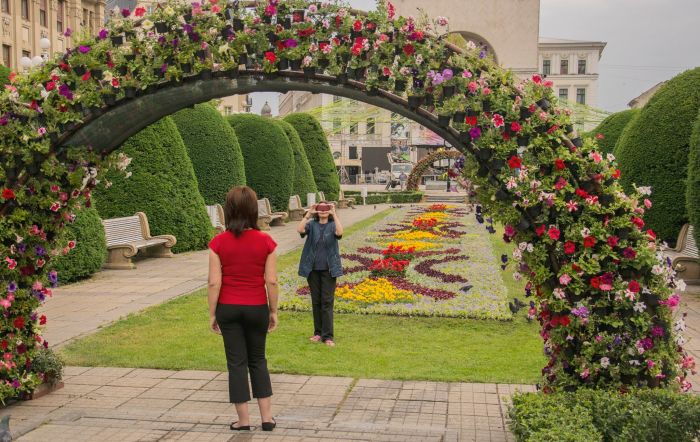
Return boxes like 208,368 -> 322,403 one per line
536,225 -> 546,236
631,216 -> 645,229
583,236 -> 596,248
548,227 -> 561,241
465,116 -> 477,126
607,236 -> 619,247
508,155 -> 522,169
547,125 -> 559,134
590,276 -> 601,289
628,280 -> 640,293
510,121 -> 521,133
403,44 -> 415,56
563,241 -> 576,254
575,188 -> 589,199
13,317 -> 25,329
39,315 -> 47,325
353,19 -> 363,31
554,159 -> 566,170
2,188 -> 15,200
264,51 -> 277,63
297,27 -> 315,38
612,169 -> 621,179
646,229 -> 656,240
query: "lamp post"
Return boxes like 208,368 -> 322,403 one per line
40,38 -> 51,62
20,39 -> 52,72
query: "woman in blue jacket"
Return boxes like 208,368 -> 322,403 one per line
297,202 -> 344,347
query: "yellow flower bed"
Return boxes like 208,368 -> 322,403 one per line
419,212 -> 450,221
393,230 -> 438,241
336,278 -> 417,304
385,240 -> 439,251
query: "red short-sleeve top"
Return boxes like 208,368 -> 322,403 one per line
209,229 -> 277,305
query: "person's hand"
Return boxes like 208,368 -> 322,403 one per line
268,312 -> 278,332
210,315 -> 221,334
329,204 -> 337,216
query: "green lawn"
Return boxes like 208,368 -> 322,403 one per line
60,208 -> 543,384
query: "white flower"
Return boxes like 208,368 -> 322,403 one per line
436,16 -> 449,26
675,317 -> 686,332
629,359 -> 641,366
526,243 -> 534,253
518,242 -> 528,251
633,302 -> 646,313
600,357 -> 610,369
218,44 -> 229,55
606,153 -> 616,162
415,54 -> 423,65
163,6 -> 175,15
553,288 -> 566,299
651,265 -> 665,275
580,227 -> 591,238
512,248 -> 522,261
103,70 -> 113,82
466,40 -> 476,50
302,56 -> 313,67
142,19 -> 154,30
125,171 -> 132,179
513,272 -> 522,281
506,177 -> 518,190
635,185 -> 652,196
676,335 -> 686,346
676,279 -> 687,292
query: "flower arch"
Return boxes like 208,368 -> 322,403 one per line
0,0 -> 694,400
406,149 -> 463,191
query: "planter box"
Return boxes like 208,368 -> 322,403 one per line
21,381 -> 64,401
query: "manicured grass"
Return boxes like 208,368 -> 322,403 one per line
60,207 -> 544,384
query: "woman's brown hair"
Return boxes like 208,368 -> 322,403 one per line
224,186 -> 260,236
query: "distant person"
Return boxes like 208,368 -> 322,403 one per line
208,186 -> 278,432
297,202 -> 344,347
399,171 -> 408,191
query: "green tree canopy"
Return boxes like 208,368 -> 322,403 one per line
273,119 -> 318,205
686,108 -> 700,247
587,109 -> 640,154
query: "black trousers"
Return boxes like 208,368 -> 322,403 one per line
215,304 -> 273,403
307,270 -> 336,341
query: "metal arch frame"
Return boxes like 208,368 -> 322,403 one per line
62,71 -> 471,157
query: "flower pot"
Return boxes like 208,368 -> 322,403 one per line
442,85 -> 455,98
424,94 -> 435,107
196,49 -> 207,60
407,95 -> 423,110
282,17 -> 292,29
482,100 -> 492,112
20,381 -> 64,401
238,54 -> 248,66
366,87 -> 379,96
124,87 -> 137,98
466,109 -> 478,117
110,35 -> 124,46
290,59 -> 302,70
232,18 -> 244,31
90,69 -> 103,79
495,188 -> 509,201
266,31 -> 278,42
200,69 -> 213,80
244,44 -> 254,55
536,98 -> 550,110
458,131 -> 472,144
102,93 -> 116,107
437,114 -> 451,127
520,107 -> 532,119
181,63 -> 192,74
184,12 -> 193,22
318,59 -> 329,69
292,9 -> 305,23
221,26 -> 233,39
516,135 -> 529,147
153,67 -> 164,77
336,73 -> 348,84
303,66 -> 316,78
476,148 -> 493,161
453,111 -> 466,124
571,137 -> 583,148
263,15 -> 272,24
347,67 -> 365,80
476,165 -> 489,178
394,79 -> 406,92
155,21 -> 169,33
125,30 -> 136,39
525,205 -> 542,218
73,65 -> 86,76
117,65 -> 128,76
124,54 -> 136,62
278,59 -> 289,70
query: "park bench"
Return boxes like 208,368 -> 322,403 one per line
257,198 -> 288,230
317,191 -> 338,207
664,224 -> 700,284
338,189 -> 355,209
288,195 -> 306,221
102,212 -> 177,270
206,204 -> 225,234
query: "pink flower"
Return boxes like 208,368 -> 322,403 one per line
559,274 -> 572,285
468,81 -> 478,93
491,113 -> 504,128
37,127 -> 47,135
644,198 -> 652,209
566,200 -> 578,212
544,80 -> 553,88
532,74 -> 542,84
482,87 -> 492,96
580,368 -> 590,379
50,202 -> 60,212
589,152 -> 602,163
5,257 -> 16,270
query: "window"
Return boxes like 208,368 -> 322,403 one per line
349,122 -> 358,134
39,0 -> 47,27
333,118 -> 341,133
82,8 -> 88,27
349,146 -> 358,160
558,88 -> 568,101
223,106 -> 233,116
57,0 -> 65,32
366,117 -> 375,134
21,0 -> 29,19
542,59 -> 551,76
1,0 -> 9,14
2,45 -> 10,69
578,59 -> 587,75
576,88 -> 586,105
22,50 -> 30,58
89,11 -> 94,34
560,59 -> 568,75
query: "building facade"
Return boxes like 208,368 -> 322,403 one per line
1,0 -> 104,70
218,94 -> 251,116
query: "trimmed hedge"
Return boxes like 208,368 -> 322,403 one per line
227,114 -> 294,212
171,103 -> 246,205
343,191 -> 423,204
51,206 -> 106,283
615,67 -> 700,245
509,389 -> 700,442
273,119 -> 318,206
687,109 -> 700,247
0,64 -> 10,85
283,113 -> 340,201
95,117 -> 212,253
587,109 -> 640,154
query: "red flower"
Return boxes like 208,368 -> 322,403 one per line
2,188 -> 15,200
134,6 -> 146,17
13,317 -> 25,329
297,27 -> 316,38
575,188 -> 589,199
319,41 -> 330,51
111,78 -> 120,88
353,19 -> 363,31
39,315 -> 47,325
547,227 -> 560,241
335,15 -> 342,27
590,276 -> 601,289
0,340 -> 7,350
622,247 -> 637,259
631,216 -> 645,229
563,241 -> 576,254
646,229 -> 656,240
536,225 -> 546,236
510,121 -> 521,133
264,51 -> 277,63
628,280 -> 640,293
465,116 -> 477,126
595,133 -> 605,140
583,236 -> 596,248
81,71 -> 91,81
547,125 -> 559,134
554,159 -> 566,170
508,156 -> 522,169
403,44 -> 415,56
607,236 -> 619,247
612,169 -> 621,179
45,81 -> 56,91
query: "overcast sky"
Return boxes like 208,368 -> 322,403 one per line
251,0 -> 700,114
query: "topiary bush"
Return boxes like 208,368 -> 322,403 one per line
0,64 -> 10,85
227,114 -> 294,212
51,206 -> 106,283
283,112 -> 340,201
94,117 -> 212,253
273,119 -> 318,206
615,67 -> 700,245
587,109 -> 640,154
171,103 -> 246,205
686,109 -> 700,247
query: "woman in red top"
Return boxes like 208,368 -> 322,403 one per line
208,186 -> 278,432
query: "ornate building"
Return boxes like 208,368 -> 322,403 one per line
1,0 -> 104,70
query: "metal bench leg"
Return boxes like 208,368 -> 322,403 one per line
104,247 -> 136,270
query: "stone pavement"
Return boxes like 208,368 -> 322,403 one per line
6,367 -> 530,441
40,204 -> 389,347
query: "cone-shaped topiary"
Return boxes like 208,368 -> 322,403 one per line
50,206 -> 106,283
587,109 -> 640,154
95,117 -> 212,253
283,113 -> 340,201
172,103 -> 246,205
226,113 -> 294,212
0,64 -> 10,85
686,109 -> 700,247
615,67 -> 700,245
273,119 -> 318,206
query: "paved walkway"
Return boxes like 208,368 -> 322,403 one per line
40,204 -> 388,347
8,367 -> 528,441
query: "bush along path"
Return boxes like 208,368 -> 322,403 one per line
280,204 -> 510,319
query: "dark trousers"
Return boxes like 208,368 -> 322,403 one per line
215,304 -> 273,403
307,270 -> 336,341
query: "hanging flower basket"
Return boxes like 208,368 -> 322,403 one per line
110,35 -> 124,46
407,95 -> 424,110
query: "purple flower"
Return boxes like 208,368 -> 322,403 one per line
571,306 -> 589,318
613,335 -> 622,346
98,29 -> 108,40
160,63 -> 168,73
640,337 -> 654,351
469,127 -> 482,139
34,245 -> 46,256
64,27 -> 72,37
59,84 -> 74,101
171,38 -> 180,48
48,270 -> 59,287
11,379 -> 20,389
78,45 -> 91,54
158,36 -> 167,45
284,39 -> 298,48
17,243 -> 27,254
191,2 -> 200,7
0,116 -> 7,126
7,282 -> 17,293
441,68 -> 453,81
121,8 -> 131,17
479,50 -> 486,59
183,24 -> 194,34
651,325 -> 665,337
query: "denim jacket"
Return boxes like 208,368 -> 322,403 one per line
298,220 -> 343,278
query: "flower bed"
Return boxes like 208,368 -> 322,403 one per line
279,206 -> 511,319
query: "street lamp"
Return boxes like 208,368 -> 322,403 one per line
20,56 -> 33,70
40,38 -> 51,61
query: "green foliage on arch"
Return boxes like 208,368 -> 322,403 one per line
272,119 -> 318,206
50,206 -> 106,283
587,109 -> 640,155
171,103 -> 246,205
226,113 -> 294,212
94,117 -> 212,253
616,67 -> 700,245
407,150 -> 463,191
283,113 -> 340,202
686,109 -> 700,247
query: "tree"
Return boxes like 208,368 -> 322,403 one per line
273,119 -> 318,205
226,114 -> 294,212
50,207 -> 106,283
587,109 -> 640,154
686,109 -> 700,247
615,67 -> 700,245
172,103 -> 246,205
0,64 -> 10,85
283,113 -> 340,201
94,117 -> 212,253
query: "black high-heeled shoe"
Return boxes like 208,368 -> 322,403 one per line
229,422 -> 251,431
261,418 -> 276,431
